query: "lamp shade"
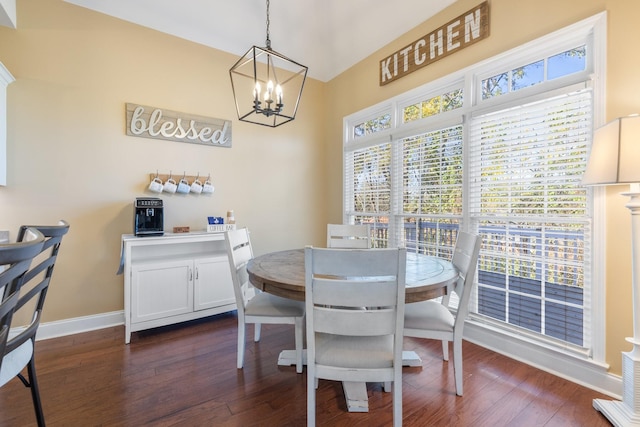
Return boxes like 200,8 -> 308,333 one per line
582,115 -> 640,186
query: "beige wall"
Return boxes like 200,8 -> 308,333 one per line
0,1 -> 327,322
1,0 -> 638,377
325,0 -> 640,376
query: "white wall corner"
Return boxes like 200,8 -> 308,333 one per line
0,61 -> 14,86
0,61 -> 13,187
0,0 -> 16,29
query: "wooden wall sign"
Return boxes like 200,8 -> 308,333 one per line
126,103 -> 232,148
379,1 -> 490,86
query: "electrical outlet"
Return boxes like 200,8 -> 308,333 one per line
0,230 -> 8,243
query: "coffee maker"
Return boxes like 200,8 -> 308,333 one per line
134,197 -> 164,236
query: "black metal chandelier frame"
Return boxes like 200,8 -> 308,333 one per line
229,0 -> 308,128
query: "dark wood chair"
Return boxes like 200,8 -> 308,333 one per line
0,228 -> 46,377
0,221 -> 69,427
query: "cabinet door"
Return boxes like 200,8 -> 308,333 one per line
193,257 -> 235,311
131,260 -> 194,323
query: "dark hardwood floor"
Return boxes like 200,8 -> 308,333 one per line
0,312 -> 613,426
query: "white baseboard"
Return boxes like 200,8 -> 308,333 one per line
25,310 -> 623,400
32,310 -> 125,341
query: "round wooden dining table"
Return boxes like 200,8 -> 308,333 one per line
247,248 -> 458,303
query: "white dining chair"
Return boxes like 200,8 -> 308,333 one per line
224,228 -> 305,373
403,231 -> 481,396
326,223 -> 371,249
305,246 -> 406,427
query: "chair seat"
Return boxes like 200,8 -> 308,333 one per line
0,340 -> 32,386
404,300 -> 454,332
315,333 -> 393,369
244,291 -> 305,317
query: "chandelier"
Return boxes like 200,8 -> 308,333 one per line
229,0 -> 308,127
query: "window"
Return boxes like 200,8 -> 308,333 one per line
343,15 -> 604,362
353,113 -> 392,139
403,88 -> 463,123
481,46 -> 586,99
399,125 -> 463,257
470,88 -> 592,346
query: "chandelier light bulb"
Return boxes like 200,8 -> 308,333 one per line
266,80 -> 274,101
253,82 -> 261,102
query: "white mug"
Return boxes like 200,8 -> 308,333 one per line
163,178 -> 177,194
202,180 -> 215,194
176,178 -> 190,194
190,179 -> 203,194
148,177 -> 163,193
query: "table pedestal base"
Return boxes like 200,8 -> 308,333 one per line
278,349 -> 422,412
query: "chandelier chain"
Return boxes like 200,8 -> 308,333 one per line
265,0 -> 271,49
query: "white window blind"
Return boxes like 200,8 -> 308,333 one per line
345,142 -> 392,247
398,125 -> 463,257
468,88 -> 592,347
347,142 -> 391,216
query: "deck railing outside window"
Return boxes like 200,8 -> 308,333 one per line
365,221 -> 584,346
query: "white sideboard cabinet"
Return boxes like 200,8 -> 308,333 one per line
121,232 -> 236,343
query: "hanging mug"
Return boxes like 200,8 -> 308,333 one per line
176,177 -> 190,194
190,178 -> 203,194
148,176 -> 163,193
163,177 -> 177,194
202,177 -> 215,194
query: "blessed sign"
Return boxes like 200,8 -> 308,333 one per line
125,103 -> 232,148
379,1 -> 490,86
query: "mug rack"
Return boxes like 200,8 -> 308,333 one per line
149,172 -> 203,184
147,171 -> 214,195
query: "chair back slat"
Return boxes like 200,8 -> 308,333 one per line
309,247 -> 396,277
312,277 -> 398,308
326,224 -> 371,249
314,306 -> 397,336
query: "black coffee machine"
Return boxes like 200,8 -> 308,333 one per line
134,197 -> 164,236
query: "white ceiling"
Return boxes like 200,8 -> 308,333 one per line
63,0 -> 457,82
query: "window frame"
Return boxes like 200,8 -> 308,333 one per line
343,13 -> 607,370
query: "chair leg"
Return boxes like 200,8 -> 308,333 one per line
294,318 -> 303,373
442,340 -> 449,361
453,337 -> 463,396
237,320 -> 246,369
393,371 -> 402,427
27,360 -> 45,427
254,323 -> 262,342
307,368 -> 316,427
